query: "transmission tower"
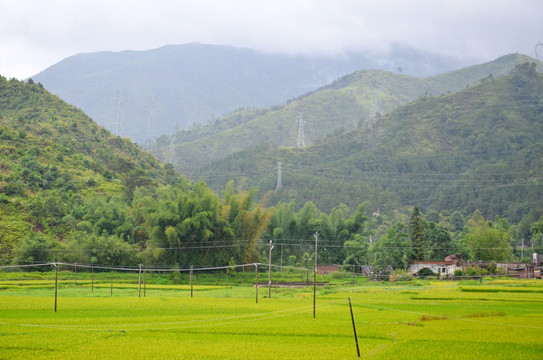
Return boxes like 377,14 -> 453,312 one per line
144,96 -> 158,150
168,133 -> 176,165
297,112 -> 306,148
535,42 -> 543,64
276,161 -> 283,191
115,92 -> 127,137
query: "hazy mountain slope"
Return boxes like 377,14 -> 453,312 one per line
31,42 -> 465,143
193,62 -> 543,222
164,54 -> 536,174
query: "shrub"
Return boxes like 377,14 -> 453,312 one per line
389,269 -> 414,282
453,269 -> 464,279
417,267 -> 437,278
465,266 -> 480,278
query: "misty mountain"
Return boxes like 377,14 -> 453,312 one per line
31,42 -> 466,143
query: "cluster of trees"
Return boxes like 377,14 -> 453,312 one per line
12,181 -> 272,267
262,202 -> 543,273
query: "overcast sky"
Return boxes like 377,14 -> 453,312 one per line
1,0 -> 541,79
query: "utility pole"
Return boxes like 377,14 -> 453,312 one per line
255,263 -> 259,304
313,231 -> 319,318
54,263 -> 58,312
190,265 -> 194,298
280,243 -> 283,271
138,263 -> 142,298
268,240 -> 273,298
275,161 -> 282,191
297,112 -> 306,148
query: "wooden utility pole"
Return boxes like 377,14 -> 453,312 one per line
280,243 -> 283,271
190,265 -> 194,298
268,240 -> 273,299
255,264 -> 259,303
91,266 -> 94,292
313,232 -> 319,319
138,263 -> 142,298
54,263 -> 58,313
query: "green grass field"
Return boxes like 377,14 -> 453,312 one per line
0,273 -> 542,359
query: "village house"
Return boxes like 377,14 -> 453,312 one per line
408,254 -> 462,276
408,253 -> 543,279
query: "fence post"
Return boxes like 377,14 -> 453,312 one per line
144,270 -> 147,297
91,266 -> 94,292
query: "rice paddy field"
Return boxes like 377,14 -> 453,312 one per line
0,270 -> 542,359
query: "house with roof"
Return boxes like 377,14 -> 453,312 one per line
408,254 -> 462,276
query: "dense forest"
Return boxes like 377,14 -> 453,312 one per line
1,62 -> 543,273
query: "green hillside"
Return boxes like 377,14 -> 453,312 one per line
193,62 -> 543,224
0,77 -> 270,266
161,54 -> 536,174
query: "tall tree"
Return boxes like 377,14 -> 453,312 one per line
462,211 -> 511,261
409,206 -> 425,260
370,222 -> 411,270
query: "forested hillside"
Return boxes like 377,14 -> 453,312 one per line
194,63 -> 543,229
162,54 -> 535,174
0,77 -> 272,266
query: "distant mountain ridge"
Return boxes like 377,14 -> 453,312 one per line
31,42 -> 467,143
161,53 -> 536,174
